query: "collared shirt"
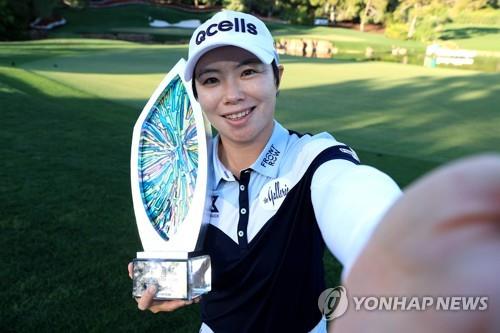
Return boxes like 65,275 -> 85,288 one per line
201,120 -> 401,332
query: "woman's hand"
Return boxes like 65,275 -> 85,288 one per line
335,154 -> 500,333
127,262 -> 200,313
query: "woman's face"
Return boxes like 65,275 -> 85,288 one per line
194,46 -> 281,148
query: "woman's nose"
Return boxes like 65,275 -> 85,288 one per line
222,79 -> 245,105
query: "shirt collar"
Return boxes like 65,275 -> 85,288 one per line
212,134 -> 236,185
250,120 -> 288,178
211,120 -> 289,185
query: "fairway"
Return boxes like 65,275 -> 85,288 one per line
16,40 -> 500,171
272,24 -> 425,55
440,24 -> 500,52
1,38 -> 499,332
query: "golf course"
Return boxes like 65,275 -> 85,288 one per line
1,3 -> 499,332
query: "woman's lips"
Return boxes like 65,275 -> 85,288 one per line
223,107 -> 255,121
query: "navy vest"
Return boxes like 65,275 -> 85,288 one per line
201,146 -> 359,332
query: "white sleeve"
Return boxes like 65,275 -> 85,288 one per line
311,159 -> 402,280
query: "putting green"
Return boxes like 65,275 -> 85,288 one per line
21,43 -> 185,108
19,41 -> 500,164
278,59 -> 499,162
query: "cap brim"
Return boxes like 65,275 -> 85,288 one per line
184,40 -> 275,82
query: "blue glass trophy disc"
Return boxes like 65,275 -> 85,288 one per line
130,59 -> 212,300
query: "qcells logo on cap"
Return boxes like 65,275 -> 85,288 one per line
195,17 -> 258,45
318,286 -> 349,320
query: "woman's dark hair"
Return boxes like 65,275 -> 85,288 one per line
192,60 -> 280,99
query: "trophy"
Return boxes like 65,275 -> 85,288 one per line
130,59 -> 212,300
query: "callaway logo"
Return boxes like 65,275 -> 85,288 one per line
260,144 -> 280,168
259,178 -> 291,210
196,17 -> 258,45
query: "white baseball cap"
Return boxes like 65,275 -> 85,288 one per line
184,10 -> 279,81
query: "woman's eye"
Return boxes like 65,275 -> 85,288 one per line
242,69 -> 257,77
202,77 -> 218,85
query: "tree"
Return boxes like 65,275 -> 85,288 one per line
246,0 -> 280,17
33,0 -> 57,19
62,0 -> 88,8
223,0 -> 280,15
359,0 -> 388,31
0,0 -> 31,40
341,0 -> 363,21
453,0 -> 493,10
395,0 -> 426,38
270,0 -> 316,24
200,0 -> 222,6
394,0 -> 450,40
310,0 -> 364,23
223,0 -> 246,11
310,0 -> 343,23
386,0 -> 399,11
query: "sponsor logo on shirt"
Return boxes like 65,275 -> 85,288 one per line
210,194 -> 219,218
259,178 -> 291,210
260,144 -> 280,168
339,147 -> 359,162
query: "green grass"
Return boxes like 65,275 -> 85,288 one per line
54,5 -> 419,52
47,4 -> 500,55
51,4 -> 214,42
271,24 -> 426,54
278,58 -> 500,163
36,3 -> 500,74
0,44 -> 202,332
1,38 -> 499,331
439,24 -> 500,52
43,4 -> 500,73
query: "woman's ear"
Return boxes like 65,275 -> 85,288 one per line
275,65 -> 284,97
277,65 -> 284,89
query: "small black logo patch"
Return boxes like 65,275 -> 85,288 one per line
211,195 -> 219,214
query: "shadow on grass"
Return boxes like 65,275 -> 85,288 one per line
276,71 -> 500,184
0,70 -> 201,332
440,27 -> 500,40
0,43 -> 188,71
17,48 -> 349,75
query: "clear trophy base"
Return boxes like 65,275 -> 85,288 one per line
132,252 -> 211,300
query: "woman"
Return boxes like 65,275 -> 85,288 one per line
130,10 -> 401,332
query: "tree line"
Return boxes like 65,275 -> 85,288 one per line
231,0 -> 499,39
1,0 -> 498,41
